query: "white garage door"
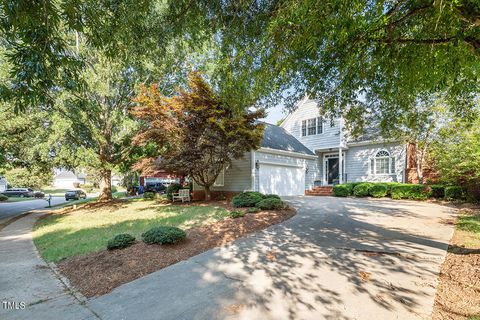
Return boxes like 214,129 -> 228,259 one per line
259,164 -> 305,196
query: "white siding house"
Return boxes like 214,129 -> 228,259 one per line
281,99 -> 407,186
193,99 -> 408,199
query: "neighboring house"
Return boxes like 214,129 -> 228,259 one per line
0,176 -> 7,192
53,171 -> 84,189
139,171 -> 179,187
193,99 -> 411,199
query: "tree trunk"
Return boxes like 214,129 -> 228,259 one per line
99,169 -> 112,201
204,185 -> 211,201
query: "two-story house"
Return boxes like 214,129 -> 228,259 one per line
192,99 -> 407,199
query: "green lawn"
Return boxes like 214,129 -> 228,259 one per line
456,212 -> 480,247
33,200 -> 230,262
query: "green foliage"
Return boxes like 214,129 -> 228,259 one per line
444,186 -> 465,201
229,210 -> 245,218
111,185 -> 118,193
166,183 -> 182,200
232,191 -> 264,208
247,207 -> 260,213
143,192 -> 155,199
369,184 -> 388,198
132,73 -> 265,200
391,184 -> 428,200
433,117 -> 480,201
430,185 -> 446,199
79,184 -> 95,193
107,234 -> 136,250
263,194 -> 281,200
142,226 -> 186,245
256,198 -> 284,210
333,184 -> 351,197
0,194 -> 8,201
353,183 -> 373,197
5,168 -> 51,189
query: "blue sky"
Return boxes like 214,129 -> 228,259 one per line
261,103 -> 289,124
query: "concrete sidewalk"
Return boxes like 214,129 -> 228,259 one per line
0,213 -> 97,320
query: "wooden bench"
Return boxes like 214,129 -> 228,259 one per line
172,189 -> 191,202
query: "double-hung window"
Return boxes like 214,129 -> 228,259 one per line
301,120 -> 307,136
370,150 -> 395,175
316,117 -> 323,134
307,118 -> 317,135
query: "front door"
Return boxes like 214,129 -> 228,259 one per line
327,158 -> 339,185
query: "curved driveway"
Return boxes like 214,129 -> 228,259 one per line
87,196 -> 455,320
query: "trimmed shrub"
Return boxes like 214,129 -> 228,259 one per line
232,191 -> 264,207
444,186 -> 465,201
107,234 -> 135,250
0,194 -> 8,201
390,184 -> 427,200
256,198 -> 284,210
369,184 -> 388,198
353,183 -> 373,197
166,183 -> 182,200
430,185 -> 445,198
247,207 -> 261,213
142,226 -> 186,245
229,210 -> 245,218
263,194 -> 281,200
143,192 -> 155,199
333,184 -> 351,197
111,185 -> 118,193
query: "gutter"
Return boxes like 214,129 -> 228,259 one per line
257,147 -> 317,160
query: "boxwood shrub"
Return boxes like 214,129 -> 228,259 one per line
390,184 -> 427,200
143,191 -> 155,199
353,183 -> 373,197
232,191 -> 264,207
142,226 -> 186,245
264,194 -> 281,200
430,185 -> 445,198
444,186 -> 465,201
247,207 -> 261,213
107,234 -> 136,250
369,184 -> 388,198
333,184 -> 351,197
0,194 -> 8,201
256,198 -> 285,210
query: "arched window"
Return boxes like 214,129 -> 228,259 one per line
370,150 -> 395,175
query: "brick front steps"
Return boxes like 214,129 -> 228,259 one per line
305,186 -> 333,196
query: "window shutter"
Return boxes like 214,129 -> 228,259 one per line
390,157 -> 396,174
370,158 -> 374,174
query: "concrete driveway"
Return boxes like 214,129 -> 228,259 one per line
87,196 -> 455,320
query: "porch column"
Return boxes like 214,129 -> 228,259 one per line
338,147 -> 343,184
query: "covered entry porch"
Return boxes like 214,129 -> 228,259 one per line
315,147 -> 348,186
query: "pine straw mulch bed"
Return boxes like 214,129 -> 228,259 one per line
432,208 -> 480,320
57,203 -> 296,298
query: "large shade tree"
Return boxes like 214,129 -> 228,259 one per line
132,72 -> 265,200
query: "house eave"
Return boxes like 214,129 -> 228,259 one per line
346,139 -> 401,147
256,147 -> 317,159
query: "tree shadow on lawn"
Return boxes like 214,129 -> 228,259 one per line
184,197 -> 453,319
34,204 -> 231,263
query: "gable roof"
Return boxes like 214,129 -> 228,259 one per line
54,171 -> 78,180
260,123 -> 315,155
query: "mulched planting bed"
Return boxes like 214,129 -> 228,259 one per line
432,208 -> 480,320
58,207 -> 295,297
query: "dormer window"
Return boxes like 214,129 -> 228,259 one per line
301,117 -> 324,136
